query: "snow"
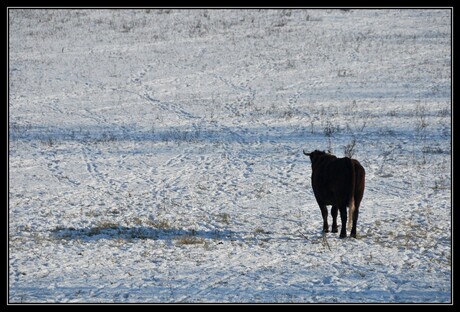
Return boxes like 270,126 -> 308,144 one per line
8,8 -> 452,303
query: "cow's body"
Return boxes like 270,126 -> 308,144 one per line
303,150 -> 365,238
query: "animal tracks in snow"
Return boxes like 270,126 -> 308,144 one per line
9,9 -> 451,303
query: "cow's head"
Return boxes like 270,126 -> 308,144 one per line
303,149 -> 329,164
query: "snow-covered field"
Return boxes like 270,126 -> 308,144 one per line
8,9 -> 452,303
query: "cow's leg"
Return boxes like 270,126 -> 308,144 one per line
331,205 -> 338,233
350,204 -> 360,238
339,206 -> 348,238
350,210 -> 358,238
319,205 -> 329,233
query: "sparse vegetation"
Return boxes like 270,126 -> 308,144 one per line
343,138 -> 357,158
254,227 -> 270,234
217,213 -> 231,225
150,218 -> 172,230
174,234 -> 205,245
88,222 -> 119,236
9,8 -> 451,303
323,121 -> 340,152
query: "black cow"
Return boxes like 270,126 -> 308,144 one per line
303,150 -> 365,238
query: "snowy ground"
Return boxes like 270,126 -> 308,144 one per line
8,9 -> 452,303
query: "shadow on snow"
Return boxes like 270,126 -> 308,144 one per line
9,123 -> 445,148
50,225 -> 316,243
51,225 -> 244,243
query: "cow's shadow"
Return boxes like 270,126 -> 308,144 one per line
50,222 -> 333,243
51,226 -> 239,242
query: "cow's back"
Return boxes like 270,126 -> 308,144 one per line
311,157 -> 354,206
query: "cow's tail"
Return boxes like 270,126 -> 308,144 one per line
348,195 -> 355,230
347,159 -> 356,231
